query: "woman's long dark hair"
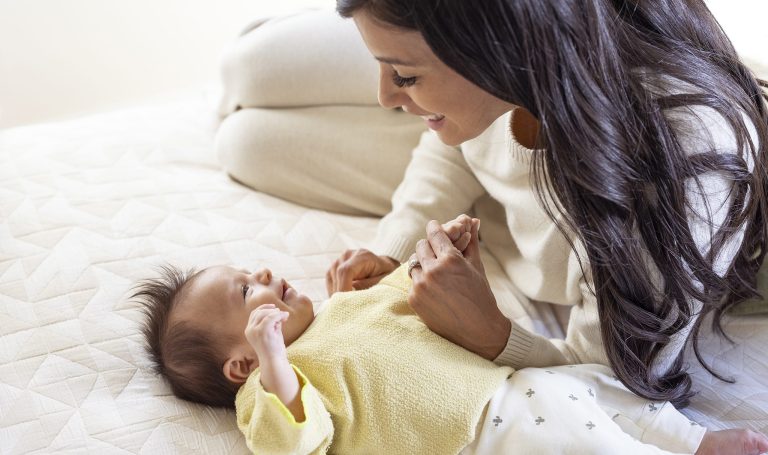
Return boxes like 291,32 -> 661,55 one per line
338,0 -> 768,407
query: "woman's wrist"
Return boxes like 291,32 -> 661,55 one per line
477,314 -> 512,360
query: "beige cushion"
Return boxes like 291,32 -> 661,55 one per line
215,9 -> 426,216
218,10 -> 380,116
215,105 -> 425,216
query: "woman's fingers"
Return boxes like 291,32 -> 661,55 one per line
426,220 -> 461,258
698,429 -> 768,455
415,238 -> 437,270
462,218 -> 485,271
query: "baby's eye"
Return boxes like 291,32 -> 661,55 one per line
242,284 -> 249,300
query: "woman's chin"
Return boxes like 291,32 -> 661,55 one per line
435,129 -> 466,147
434,123 -> 483,147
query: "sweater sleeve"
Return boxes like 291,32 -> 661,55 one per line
236,366 -> 334,455
371,130 -> 487,262
495,104 -> 755,371
495,277 -> 605,368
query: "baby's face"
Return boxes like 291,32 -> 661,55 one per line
175,265 -> 314,350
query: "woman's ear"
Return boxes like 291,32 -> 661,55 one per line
222,350 -> 258,384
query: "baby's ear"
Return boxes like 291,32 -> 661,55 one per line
223,353 -> 258,384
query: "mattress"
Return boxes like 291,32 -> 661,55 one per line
1,92 -> 766,454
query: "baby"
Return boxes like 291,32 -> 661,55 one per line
135,215 -> 768,455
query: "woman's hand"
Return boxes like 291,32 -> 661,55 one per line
408,218 -> 511,360
696,429 -> 768,455
325,216 -> 473,296
326,249 -> 400,295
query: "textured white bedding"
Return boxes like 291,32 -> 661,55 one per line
0,94 -> 766,454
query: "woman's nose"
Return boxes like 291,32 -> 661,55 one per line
254,268 -> 272,285
377,66 -> 410,110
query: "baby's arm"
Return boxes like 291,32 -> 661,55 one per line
238,306 -> 333,454
245,304 -> 304,421
239,305 -> 334,453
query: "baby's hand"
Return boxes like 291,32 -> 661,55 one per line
245,304 -> 289,363
245,305 -> 304,421
442,214 -> 476,253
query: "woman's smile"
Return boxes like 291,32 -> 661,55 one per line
353,10 -> 513,146
421,113 -> 446,130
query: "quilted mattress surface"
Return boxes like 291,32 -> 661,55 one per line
1,93 -> 766,454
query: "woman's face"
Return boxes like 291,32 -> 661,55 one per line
353,10 -> 514,146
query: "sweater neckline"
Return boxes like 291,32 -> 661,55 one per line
507,108 -> 537,163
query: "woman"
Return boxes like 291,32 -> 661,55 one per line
322,0 -> 768,416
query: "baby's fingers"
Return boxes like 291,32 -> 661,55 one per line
257,309 -> 289,330
248,304 -> 279,324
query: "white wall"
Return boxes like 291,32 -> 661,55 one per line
0,0 -> 335,129
706,0 -> 768,69
0,0 -> 765,129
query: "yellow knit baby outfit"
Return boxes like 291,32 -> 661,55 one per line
235,265 -> 514,454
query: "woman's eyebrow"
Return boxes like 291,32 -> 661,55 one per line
375,55 -> 417,66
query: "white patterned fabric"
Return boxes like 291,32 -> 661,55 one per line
463,364 -> 706,455
0,94 -> 766,454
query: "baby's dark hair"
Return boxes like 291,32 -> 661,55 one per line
132,265 -> 239,409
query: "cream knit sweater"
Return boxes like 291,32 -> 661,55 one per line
372,103 -> 755,373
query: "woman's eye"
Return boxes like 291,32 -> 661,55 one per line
242,284 -> 249,300
392,72 -> 417,88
